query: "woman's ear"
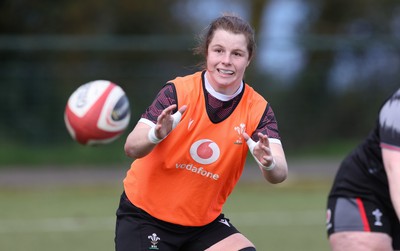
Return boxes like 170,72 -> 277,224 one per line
246,59 -> 251,67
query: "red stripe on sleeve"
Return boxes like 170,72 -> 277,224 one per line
356,198 -> 371,232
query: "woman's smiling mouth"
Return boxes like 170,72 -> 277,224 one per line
218,69 -> 234,75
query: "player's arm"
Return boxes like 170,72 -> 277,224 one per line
243,132 -> 288,184
124,121 -> 154,158
382,148 -> 400,221
261,135 -> 288,184
124,104 -> 186,158
124,84 -> 186,159
379,90 -> 400,220
243,104 -> 288,184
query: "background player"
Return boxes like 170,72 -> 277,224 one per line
326,88 -> 400,251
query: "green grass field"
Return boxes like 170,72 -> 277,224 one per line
0,177 -> 331,251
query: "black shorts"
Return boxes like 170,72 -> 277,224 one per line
326,196 -> 400,249
115,191 -> 241,251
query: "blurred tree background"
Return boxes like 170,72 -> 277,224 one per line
1,0 -> 400,164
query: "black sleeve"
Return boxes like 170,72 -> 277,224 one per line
141,83 -> 177,123
251,103 -> 281,141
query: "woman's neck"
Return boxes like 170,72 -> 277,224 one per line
204,72 -> 243,101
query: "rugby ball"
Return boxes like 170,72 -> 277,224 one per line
64,80 -> 131,145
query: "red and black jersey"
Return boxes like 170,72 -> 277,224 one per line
329,88 -> 400,209
141,71 -> 280,142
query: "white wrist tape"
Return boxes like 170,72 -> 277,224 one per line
263,158 -> 276,171
171,111 -> 182,129
246,138 -> 276,171
147,110 -> 183,144
148,127 -> 163,144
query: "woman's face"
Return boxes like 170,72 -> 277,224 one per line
206,29 -> 251,95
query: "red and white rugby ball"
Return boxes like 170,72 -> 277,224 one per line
64,80 -> 131,145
